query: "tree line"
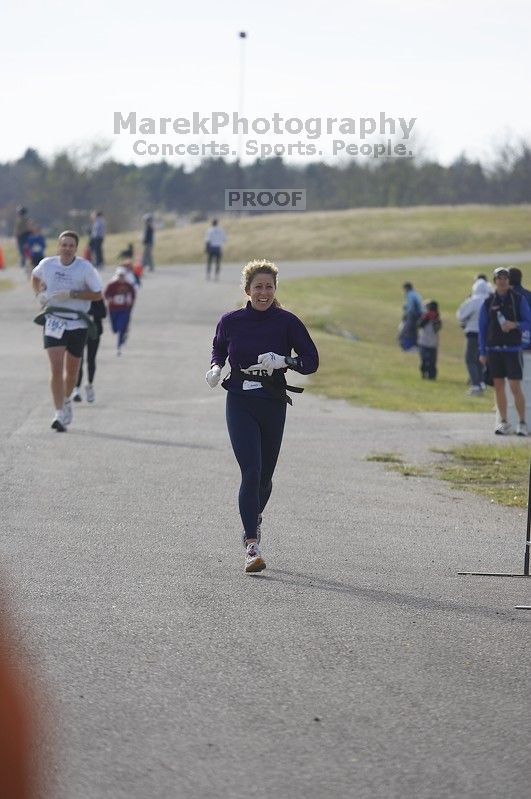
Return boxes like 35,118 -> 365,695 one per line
1,142 -> 530,235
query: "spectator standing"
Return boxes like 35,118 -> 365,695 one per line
27,226 -> 46,268
474,273 -> 494,295
399,282 -> 423,350
90,211 -> 106,268
479,267 -> 531,436
205,219 -> 227,280
14,206 -> 32,269
418,300 -> 442,380
456,278 -> 492,395
142,214 -> 155,272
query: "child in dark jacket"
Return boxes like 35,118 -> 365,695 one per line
418,300 -> 442,379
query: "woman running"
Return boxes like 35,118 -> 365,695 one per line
206,259 -> 319,573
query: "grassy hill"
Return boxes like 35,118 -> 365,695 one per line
279,261 -> 531,412
2,204 -> 531,268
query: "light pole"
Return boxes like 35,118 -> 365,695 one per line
238,31 -> 247,164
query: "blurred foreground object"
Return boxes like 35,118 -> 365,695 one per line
0,591 -> 40,799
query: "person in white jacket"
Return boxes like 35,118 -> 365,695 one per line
456,278 -> 492,395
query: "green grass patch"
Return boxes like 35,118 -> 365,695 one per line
369,444 -> 530,507
1,204 -> 530,267
390,464 -> 429,477
437,444 -> 530,507
279,262 -> 531,412
366,453 -> 404,463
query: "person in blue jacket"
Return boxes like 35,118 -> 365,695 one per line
27,226 -> 46,268
479,266 -> 531,436
399,282 -> 423,350
206,259 -> 319,573
509,267 -> 531,351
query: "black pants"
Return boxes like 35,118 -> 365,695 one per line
420,346 -> 437,379
226,392 -> 286,541
76,336 -> 101,386
465,333 -> 482,386
90,237 -> 104,267
206,246 -> 222,277
17,233 -> 30,266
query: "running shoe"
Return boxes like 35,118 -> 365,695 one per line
241,514 -> 263,548
466,386 -> 483,396
72,387 -> 82,403
63,398 -> 73,426
51,412 -> 66,432
495,421 -> 512,435
245,543 -> 266,573
516,421 -> 528,437
85,384 -> 95,403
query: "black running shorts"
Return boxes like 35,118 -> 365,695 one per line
487,350 -> 523,380
43,327 -> 87,358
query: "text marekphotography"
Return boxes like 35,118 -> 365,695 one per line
114,111 -> 417,159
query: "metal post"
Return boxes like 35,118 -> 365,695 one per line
524,460 -> 531,576
237,31 -> 247,164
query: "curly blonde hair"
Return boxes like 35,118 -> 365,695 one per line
241,259 -> 280,306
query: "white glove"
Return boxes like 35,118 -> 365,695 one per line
36,291 -> 48,308
49,290 -> 72,303
206,365 -> 222,388
246,352 -> 287,377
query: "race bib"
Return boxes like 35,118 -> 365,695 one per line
242,366 -> 267,391
44,315 -> 66,339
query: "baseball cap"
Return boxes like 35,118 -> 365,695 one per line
116,266 -> 127,276
493,267 -> 510,278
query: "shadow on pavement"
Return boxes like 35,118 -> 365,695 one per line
258,568 -> 529,622
70,429 -> 216,450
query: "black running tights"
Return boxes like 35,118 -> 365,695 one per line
226,392 -> 287,541
76,336 -> 101,387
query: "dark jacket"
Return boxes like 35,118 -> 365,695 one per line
88,299 -> 107,337
478,289 -> 531,354
511,284 -> 531,349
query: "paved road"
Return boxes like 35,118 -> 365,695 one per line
1,260 -> 530,799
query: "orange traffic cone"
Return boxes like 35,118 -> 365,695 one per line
0,247 -> 5,269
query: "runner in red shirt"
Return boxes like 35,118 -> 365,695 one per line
104,267 -> 136,355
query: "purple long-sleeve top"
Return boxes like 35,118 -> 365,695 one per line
211,301 -> 319,396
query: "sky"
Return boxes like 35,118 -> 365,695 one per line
2,0 -> 530,169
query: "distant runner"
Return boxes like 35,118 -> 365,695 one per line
104,266 -> 136,355
72,299 -> 107,404
205,219 -> 227,280
31,231 -> 103,432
